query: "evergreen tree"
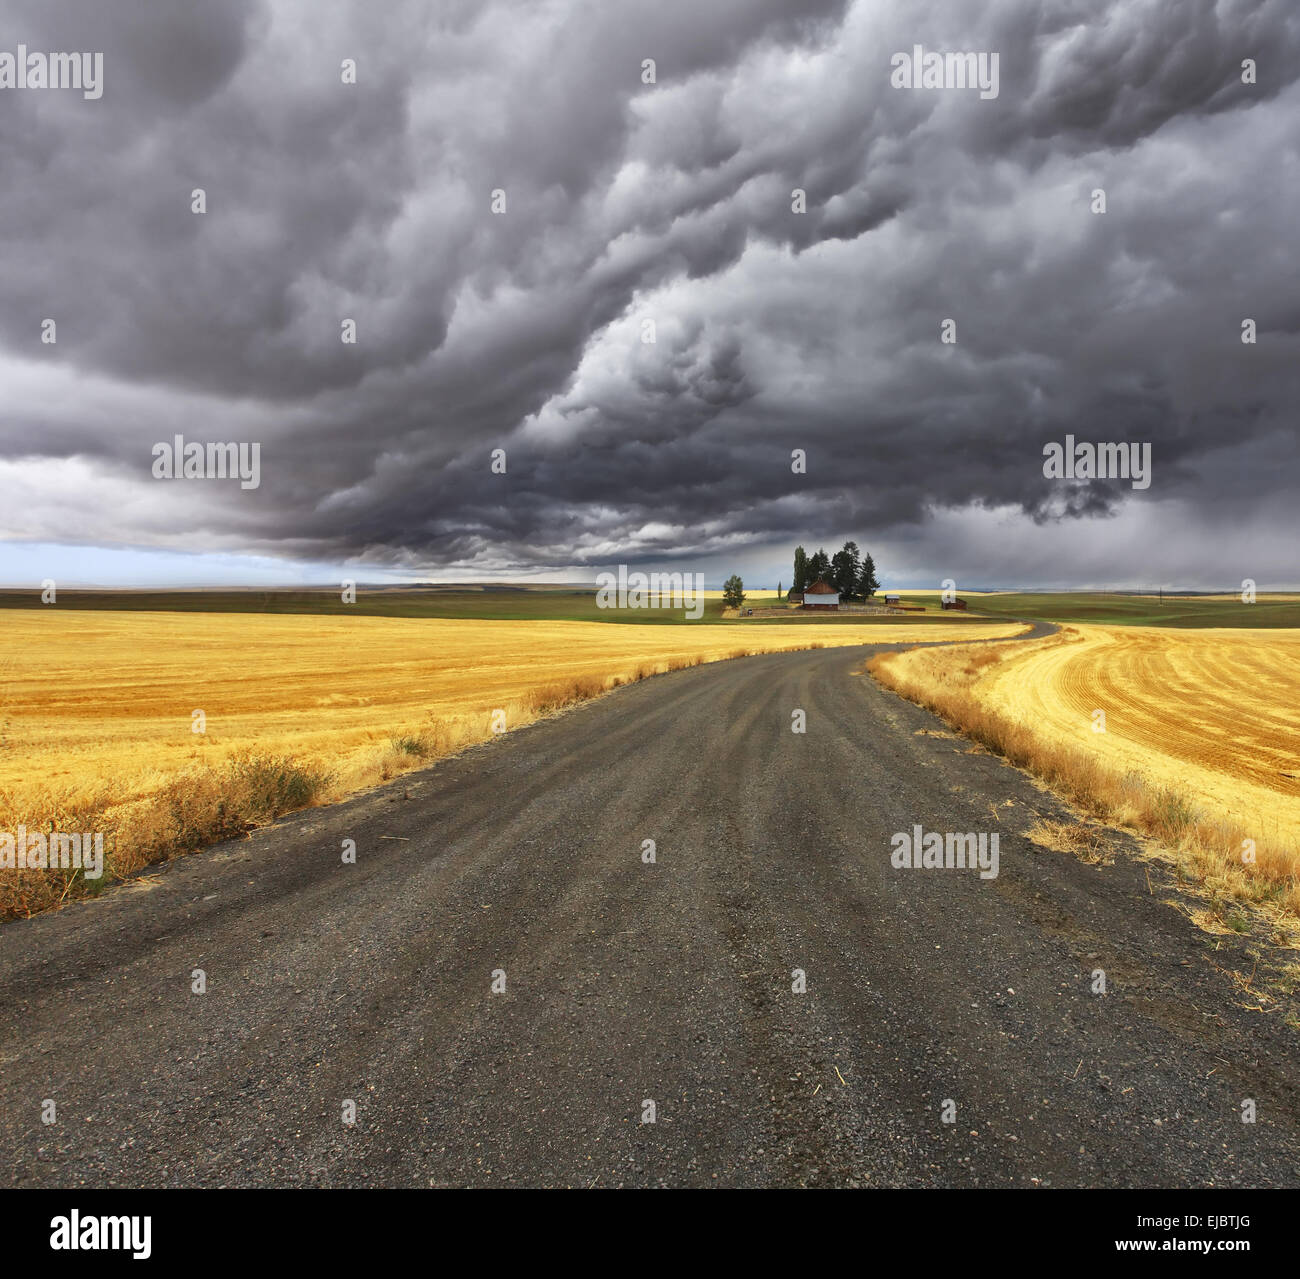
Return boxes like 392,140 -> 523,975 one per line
807,547 -> 831,584
857,552 -> 879,598
831,541 -> 861,600
792,546 -> 808,594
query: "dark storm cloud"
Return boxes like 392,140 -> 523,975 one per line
7,0 -> 261,109
1,0 -> 1297,584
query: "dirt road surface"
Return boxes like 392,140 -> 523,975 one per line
3,637 -> 1297,1187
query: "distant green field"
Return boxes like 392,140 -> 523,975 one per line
0,588 -> 999,626
0,588 -> 652,622
967,593 -> 1300,628
7,588 -> 1293,627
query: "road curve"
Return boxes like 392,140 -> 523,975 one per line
3,635 -> 1298,1188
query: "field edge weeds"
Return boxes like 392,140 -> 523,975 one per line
866,634 -> 1300,946
0,641 -> 825,922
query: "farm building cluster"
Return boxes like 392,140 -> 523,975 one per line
785,581 -> 967,613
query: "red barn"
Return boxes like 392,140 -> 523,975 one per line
802,580 -> 839,610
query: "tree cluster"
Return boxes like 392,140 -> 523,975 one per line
791,542 -> 879,601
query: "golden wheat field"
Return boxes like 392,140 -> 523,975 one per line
871,625 -> 1300,919
977,626 -> 1300,846
0,610 -> 1023,915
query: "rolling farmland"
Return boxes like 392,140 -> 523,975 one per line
976,625 -> 1300,846
0,608 -> 1024,917
871,623 -> 1300,919
968,592 -> 1300,629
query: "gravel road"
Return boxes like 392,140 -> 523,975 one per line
3,635 -> 1297,1187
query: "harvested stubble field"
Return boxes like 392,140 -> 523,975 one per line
0,609 -> 1023,918
870,625 -> 1300,923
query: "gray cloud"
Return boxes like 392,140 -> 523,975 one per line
1,0 -> 1297,587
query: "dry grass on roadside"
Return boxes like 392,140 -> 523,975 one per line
1,605 -> 1023,921
869,635 -> 1300,928
1027,819 -> 1113,864
0,631 -> 828,920
525,674 -> 608,715
0,753 -> 335,919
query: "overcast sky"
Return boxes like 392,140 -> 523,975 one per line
1,0 -> 1296,590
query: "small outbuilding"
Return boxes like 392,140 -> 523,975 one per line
941,598 -> 968,610
884,593 -> 901,606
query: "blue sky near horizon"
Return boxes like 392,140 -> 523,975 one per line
2,537 -> 1293,595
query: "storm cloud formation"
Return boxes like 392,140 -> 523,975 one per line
1,0 -> 1297,586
